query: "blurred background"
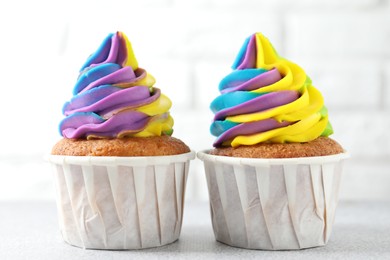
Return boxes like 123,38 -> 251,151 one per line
0,0 -> 389,201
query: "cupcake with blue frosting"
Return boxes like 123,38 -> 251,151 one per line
198,33 -> 348,250
48,32 -> 195,250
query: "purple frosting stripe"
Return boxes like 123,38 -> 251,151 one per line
64,86 -> 158,116
112,68 -> 147,88
60,32 -> 172,139
62,110 -> 151,139
105,33 -> 119,64
80,34 -> 113,71
117,113 -> 170,138
221,68 -> 282,94
80,67 -> 136,93
214,90 -> 300,121
213,119 -> 291,147
117,34 -> 127,67
99,88 -> 161,119
237,35 -> 256,70
80,32 -> 125,70
60,113 -> 104,131
63,85 -> 122,114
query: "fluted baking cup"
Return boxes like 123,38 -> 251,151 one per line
197,151 -> 348,250
46,151 -> 195,250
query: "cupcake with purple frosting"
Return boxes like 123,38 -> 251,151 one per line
47,32 -> 195,249
198,33 -> 348,250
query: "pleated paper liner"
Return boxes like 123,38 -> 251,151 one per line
198,151 -> 349,250
46,151 -> 195,250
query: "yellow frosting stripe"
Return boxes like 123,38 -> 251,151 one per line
254,34 -> 306,93
282,61 -> 307,91
230,113 -> 327,147
274,85 -> 324,122
227,86 -> 310,123
269,116 -> 328,143
114,72 -> 156,89
255,33 -> 278,66
274,112 -> 322,136
61,32 -> 175,140
251,64 -> 293,93
132,115 -> 174,137
253,62 -> 306,94
136,94 -> 172,116
211,33 -> 333,147
120,32 -> 139,70
136,73 -> 156,87
117,32 -> 173,137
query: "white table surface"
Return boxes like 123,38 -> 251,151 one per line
0,200 -> 389,259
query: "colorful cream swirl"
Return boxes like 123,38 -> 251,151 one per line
59,32 -> 173,139
210,33 -> 333,147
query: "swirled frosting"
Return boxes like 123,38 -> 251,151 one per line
210,33 -> 333,147
59,32 -> 174,139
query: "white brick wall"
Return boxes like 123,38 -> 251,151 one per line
386,62 -> 390,109
331,112 -> 390,158
0,0 -> 389,201
285,11 -> 390,59
284,59 -> 382,109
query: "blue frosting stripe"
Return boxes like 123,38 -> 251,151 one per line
210,120 -> 239,137
231,35 -> 251,70
73,63 -> 121,95
80,33 -> 114,71
210,91 -> 264,113
218,69 -> 268,92
59,112 -> 105,136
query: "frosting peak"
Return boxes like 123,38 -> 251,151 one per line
211,33 -> 333,147
59,32 -> 173,139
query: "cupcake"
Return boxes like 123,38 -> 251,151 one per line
47,32 -> 195,250
197,33 -> 348,250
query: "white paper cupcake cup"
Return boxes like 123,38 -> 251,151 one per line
197,150 -> 349,250
46,151 -> 195,250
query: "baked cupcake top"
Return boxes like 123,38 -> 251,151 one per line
59,32 -> 173,140
209,137 -> 343,158
52,136 -> 190,156
210,33 -> 333,148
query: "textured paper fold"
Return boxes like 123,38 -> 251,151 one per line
198,151 -> 348,250
47,152 -> 195,250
